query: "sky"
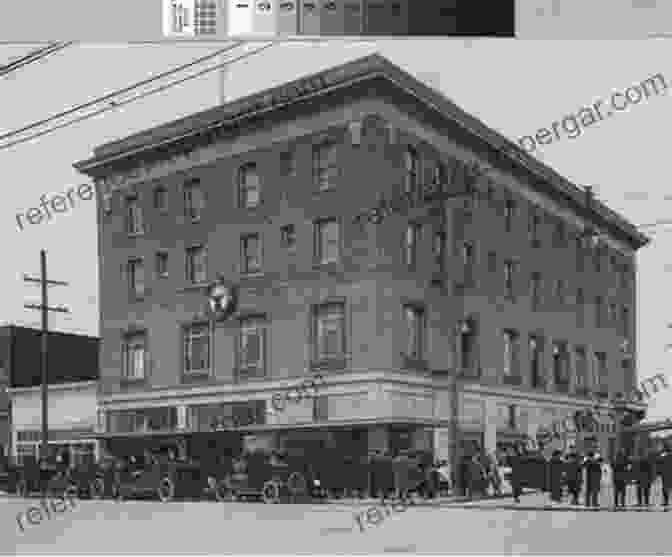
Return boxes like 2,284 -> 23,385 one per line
1,38 -> 671,421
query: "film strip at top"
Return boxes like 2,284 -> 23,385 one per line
163,0 -> 515,38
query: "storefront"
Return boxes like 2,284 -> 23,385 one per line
9,380 -> 99,464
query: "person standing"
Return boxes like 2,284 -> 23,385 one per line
635,451 -> 655,507
460,454 -> 472,499
564,452 -> 583,505
509,446 -> 523,503
486,451 -> 502,496
611,449 -> 630,510
584,452 -> 602,509
548,450 -> 564,503
658,447 -> 672,510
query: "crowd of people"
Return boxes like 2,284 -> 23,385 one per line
508,444 -> 672,509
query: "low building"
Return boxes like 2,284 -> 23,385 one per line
2,325 -> 99,464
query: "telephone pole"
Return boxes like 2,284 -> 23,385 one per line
23,250 -> 69,464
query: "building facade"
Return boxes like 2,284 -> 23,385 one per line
75,55 -> 647,469
1,325 -> 100,463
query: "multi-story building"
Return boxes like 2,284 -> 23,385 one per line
74,54 -> 648,470
1,325 -> 100,464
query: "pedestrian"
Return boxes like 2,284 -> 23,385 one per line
460,454 -> 472,499
611,449 -> 630,510
486,451 -> 502,496
564,452 -> 583,505
509,446 -> 523,503
658,447 -> 672,510
584,452 -> 602,509
469,454 -> 486,499
635,451 -> 655,507
548,450 -> 564,503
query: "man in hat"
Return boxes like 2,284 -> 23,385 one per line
583,452 -> 602,509
658,446 -> 672,510
564,452 -> 583,505
611,449 -> 631,510
548,450 -> 564,503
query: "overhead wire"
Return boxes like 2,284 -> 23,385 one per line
0,41 -> 245,146
0,42 -> 74,79
0,42 -> 274,152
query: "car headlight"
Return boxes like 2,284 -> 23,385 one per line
314,479 -> 321,486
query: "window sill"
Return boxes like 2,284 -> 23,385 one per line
240,272 -> 265,279
127,231 -> 145,238
235,368 -> 267,381
460,367 -> 482,380
312,261 -> 342,272
182,369 -> 211,379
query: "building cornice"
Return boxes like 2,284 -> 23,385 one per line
73,54 -> 647,250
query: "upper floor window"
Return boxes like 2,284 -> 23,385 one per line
552,341 -> 570,389
462,242 -> 475,285
281,224 -> 296,251
241,233 -> 262,275
503,329 -> 520,379
621,305 -> 630,337
530,335 -> 544,389
123,332 -> 147,380
315,218 -> 339,264
156,252 -> 168,278
576,287 -> 585,325
127,258 -> 145,298
530,272 -> 542,310
575,235 -> 584,271
125,196 -> 144,235
504,260 -> 516,300
313,302 -> 345,361
402,146 -> 419,196
405,223 -> 420,267
433,231 -> 446,267
504,199 -> 516,232
238,317 -> 266,377
529,208 -> 541,247
554,279 -> 565,306
184,180 -> 204,221
575,346 -> 587,390
553,219 -> 566,247
595,295 -> 604,328
183,323 -> 210,374
594,351 -> 608,391
403,305 -> 425,360
313,141 -> 338,191
186,245 -> 207,284
238,163 -> 261,208
280,149 -> 296,176
153,186 -> 168,213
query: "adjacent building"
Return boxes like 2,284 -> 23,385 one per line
2,325 -> 100,464
74,54 -> 647,471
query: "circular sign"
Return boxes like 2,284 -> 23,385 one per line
208,280 -> 237,319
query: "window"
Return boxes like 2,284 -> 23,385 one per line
127,259 -> 145,298
575,236 -> 584,271
459,319 -> 478,376
125,196 -> 144,235
404,305 -> 425,360
621,306 -> 630,337
462,242 -> 475,285
313,141 -> 338,191
123,332 -> 147,380
595,296 -> 603,327
530,272 -> 542,310
504,260 -> 516,300
313,395 -> 329,422
314,302 -> 345,361
507,405 -> 517,429
576,288 -> 585,326
241,234 -> 262,274
238,317 -> 265,377
238,163 -> 261,208
503,329 -> 520,380
594,247 -> 602,273
404,224 -> 420,267
315,219 -> 339,264
553,220 -> 566,247
186,245 -> 207,284
552,341 -> 570,391
183,323 -> 210,374
184,180 -> 204,221
487,251 -> 497,274
402,146 -> 419,196
280,150 -> 295,176
156,252 -> 168,278
594,351 -> 608,392
575,347 -> 588,391
554,279 -> 565,306
504,199 -> 516,232
529,208 -> 541,247
530,336 -> 543,389
608,302 -> 617,326
620,264 -> 631,289
153,186 -> 168,212
281,224 -> 296,250
433,231 -> 445,266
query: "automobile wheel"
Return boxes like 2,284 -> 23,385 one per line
113,483 -> 124,502
287,472 -> 308,496
17,478 -> 28,498
65,483 -> 79,500
158,476 -> 176,503
215,480 -> 236,502
90,478 -> 105,499
262,480 -> 281,504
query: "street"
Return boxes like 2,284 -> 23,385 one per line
6,493 -> 671,554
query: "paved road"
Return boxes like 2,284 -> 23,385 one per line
6,493 -> 671,554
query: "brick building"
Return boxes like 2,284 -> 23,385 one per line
74,54 -> 647,469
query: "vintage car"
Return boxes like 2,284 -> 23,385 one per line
111,452 -> 205,502
10,457 -> 80,498
215,450 -> 321,503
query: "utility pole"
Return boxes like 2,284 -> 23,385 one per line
23,250 -> 69,465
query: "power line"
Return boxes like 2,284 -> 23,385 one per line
0,41 -> 244,146
0,42 -> 73,79
0,43 -> 274,152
